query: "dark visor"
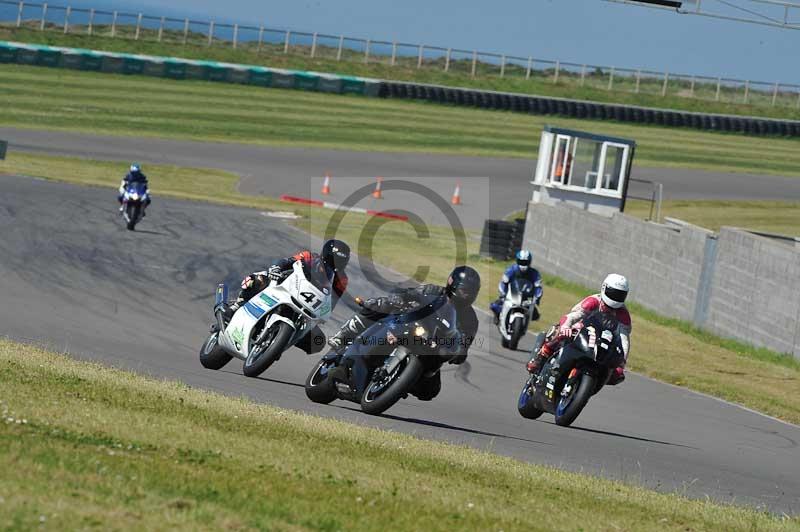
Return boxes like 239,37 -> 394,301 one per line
605,287 -> 627,303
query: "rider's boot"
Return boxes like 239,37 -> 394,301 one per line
220,299 -> 243,322
490,298 -> 502,325
607,366 -> 626,385
526,342 -> 554,374
327,314 -> 367,351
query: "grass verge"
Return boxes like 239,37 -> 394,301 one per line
1,338 -> 797,531
2,151 -> 799,426
2,64 -> 800,176
4,26 -> 800,121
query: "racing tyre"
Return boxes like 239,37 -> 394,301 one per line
126,203 -> 140,231
508,316 -> 525,351
242,321 -> 293,377
517,378 -> 543,419
361,355 -> 423,415
554,372 -> 596,427
304,359 -> 337,404
199,331 -> 233,370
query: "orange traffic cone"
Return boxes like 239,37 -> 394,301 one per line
321,173 -> 331,195
372,177 -> 383,199
451,181 -> 462,205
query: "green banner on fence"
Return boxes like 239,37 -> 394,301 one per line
0,140 -> 7,160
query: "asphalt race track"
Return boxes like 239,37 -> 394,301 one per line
4,128 -> 800,229
1,175 -> 798,514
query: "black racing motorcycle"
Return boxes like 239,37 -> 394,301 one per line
305,295 -> 460,415
517,314 -> 625,427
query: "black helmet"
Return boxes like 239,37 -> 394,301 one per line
322,239 -> 350,272
446,265 -> 481,305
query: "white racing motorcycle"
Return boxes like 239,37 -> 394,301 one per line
120,181 -> 149,231
199,258 -> 334,377
498,277 -> 542,350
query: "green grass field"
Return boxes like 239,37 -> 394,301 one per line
4,25 -> 800,121
2,64 -> 800,177
1,339 -> 797,531
3,152 -> 799,427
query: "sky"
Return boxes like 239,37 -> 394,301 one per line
16,0 -> 800,84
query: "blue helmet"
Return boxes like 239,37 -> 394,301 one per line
515,250 -> 532,271
130,163 -> 141,173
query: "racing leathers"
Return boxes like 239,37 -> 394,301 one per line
489,263 -> 543,320
328,284 -> 479,400
117,170 -> 151,212
229,250 -> 349,354
526,294 -> 631,385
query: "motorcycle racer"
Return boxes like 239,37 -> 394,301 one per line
526,273 -> 631,386
225,239 -> 351,354
326,266 -> 481,400
490,250 -> 542,324
117,163 -> 151,214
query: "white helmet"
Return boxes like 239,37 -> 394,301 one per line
600,273 -> 629,309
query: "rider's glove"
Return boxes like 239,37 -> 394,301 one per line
241,275 -> 255,290
267,265 -> 283,282
362,297 -> 381,311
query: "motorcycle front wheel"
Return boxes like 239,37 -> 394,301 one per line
508,316 -> 525,351
198,331 -> 233,370
517,377 -> 543,419
554,372 -> 596,427
305,359 -> 338,404
126,203 -> 140,231
242,321 -> 293,377
360,355 -> 423,415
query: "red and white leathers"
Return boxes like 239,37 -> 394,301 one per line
560,294 -> 630,361
531,294 -> 631,383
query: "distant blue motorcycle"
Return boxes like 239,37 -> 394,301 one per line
120,182 -> 149,231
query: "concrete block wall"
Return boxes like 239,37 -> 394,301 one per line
706,228 -> 800,357
523,202 -> 712,322
522,202 -> 800,358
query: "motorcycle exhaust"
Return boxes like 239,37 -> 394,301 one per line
214,308 -> 226,334
213,283 -> 228,332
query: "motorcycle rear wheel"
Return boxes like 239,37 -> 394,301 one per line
242,322 -> 293,377
360,355 -> 423,415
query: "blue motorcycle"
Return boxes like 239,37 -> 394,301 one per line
120,182 -> 149,231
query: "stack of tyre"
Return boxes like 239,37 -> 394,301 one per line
479,219 -> 525,260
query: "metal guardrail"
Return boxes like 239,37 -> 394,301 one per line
628,178 -> 663,223
1,0 -> 799,110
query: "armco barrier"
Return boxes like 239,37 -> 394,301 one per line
378,81 -> 800,138
0,40 -> 380,98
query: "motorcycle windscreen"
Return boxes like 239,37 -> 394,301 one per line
302,257 -> 333,292
510,278 -> 534,297
126,182 -> 147,196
